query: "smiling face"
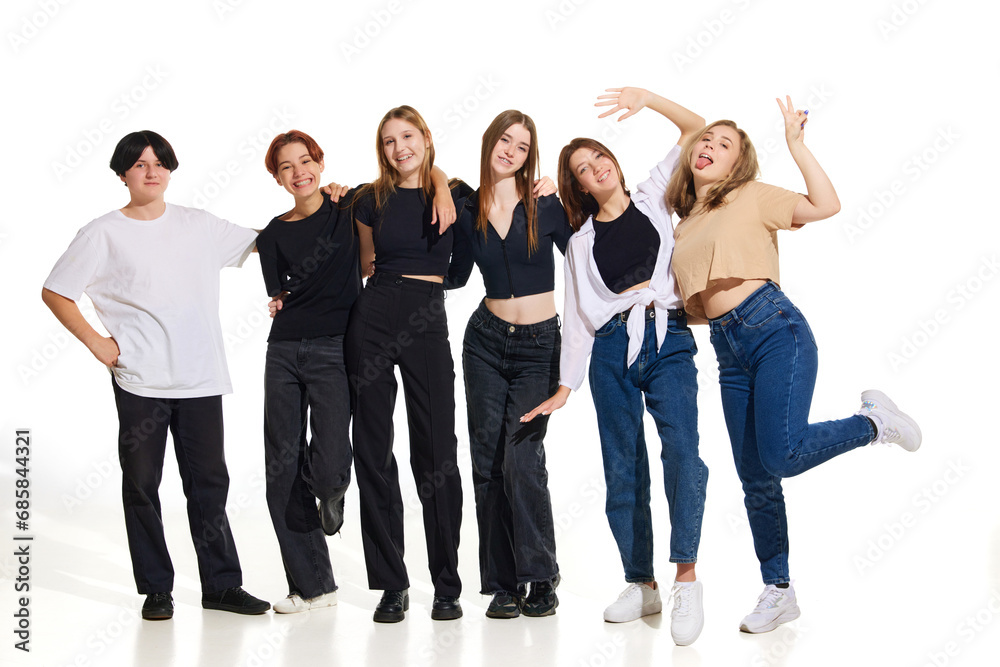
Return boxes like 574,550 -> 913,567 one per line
273,141 -> 324,197
119,146 -> 171,199
691,124 -> 741,185
381,117 -> 430,186
490,122 -> 531,178
568,146 -> 621,197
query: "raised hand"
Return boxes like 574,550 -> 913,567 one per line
777,95 -> 808,145
596,87 -> 651,122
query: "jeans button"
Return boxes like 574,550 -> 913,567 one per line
508,325 -> 516,333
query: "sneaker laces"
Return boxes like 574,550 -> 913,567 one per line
671,585 -> 693,617
753,587 -> 784,612
616,583 -> 645,603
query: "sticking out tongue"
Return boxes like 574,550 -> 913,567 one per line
695,156 -> 713,170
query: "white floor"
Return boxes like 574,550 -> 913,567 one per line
4,433 -> 999,667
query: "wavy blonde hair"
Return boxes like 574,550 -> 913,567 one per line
667,120 -> 759,219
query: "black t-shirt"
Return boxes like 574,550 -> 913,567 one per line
353,185 -> 460,276
445,192 -> 571,298
592,199 -> 661,294
256,192 -> 361,341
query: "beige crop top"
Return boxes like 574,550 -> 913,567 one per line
671,181 -> 802,319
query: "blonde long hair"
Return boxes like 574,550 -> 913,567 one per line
667,120 -> 759,219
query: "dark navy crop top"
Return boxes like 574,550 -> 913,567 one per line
444,192 -> 571,298
353,185 -> 461,276
592,199 -> 661,294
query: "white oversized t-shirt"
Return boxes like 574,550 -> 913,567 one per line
43,204 -> 258,399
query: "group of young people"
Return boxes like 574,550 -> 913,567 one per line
42,86 -> 921,646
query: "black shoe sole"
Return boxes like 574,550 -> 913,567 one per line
431,607 -> 463,621
201,601 -> 270,615
373,594 -> 409,623
141,610 -> 173,620
521,603 -> 557,617
485,608 -> 520,619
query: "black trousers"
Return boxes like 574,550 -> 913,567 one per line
112,379 -> 243,594
263,336 -> 352,599
345,273 -> 462,597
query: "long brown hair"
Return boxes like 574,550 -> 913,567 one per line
557,138 -> 630,232
477,110 -> 540,253
357,105 -> 436,211
667,120 -> 759,219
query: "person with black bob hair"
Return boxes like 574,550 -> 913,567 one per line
42,130 -> 270,621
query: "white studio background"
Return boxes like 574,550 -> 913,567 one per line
1,1 -> 998,666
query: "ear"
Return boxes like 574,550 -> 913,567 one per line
318,159 -> 325,173
423,130 -> 432,149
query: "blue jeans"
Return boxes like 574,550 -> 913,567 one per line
589,309 -> 707,582
708,282 -> 874,584
463,300 -> 559,594
264,336 -> 352,599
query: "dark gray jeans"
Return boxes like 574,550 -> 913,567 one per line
264,335 -> 353,599
463,301 -> 560,594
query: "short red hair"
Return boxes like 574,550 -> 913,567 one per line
264,130 -> 324,176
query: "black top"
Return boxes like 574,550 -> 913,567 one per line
444,192 -> 571,298
353,185 -> 463,276
592,199 -> 661,294
256,192 -> 361,341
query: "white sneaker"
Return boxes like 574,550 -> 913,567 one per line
669,580 -> 704,646
857,390 -> 921,452
273,591 -> 338,614
604,582 -> 662,623
740,584 -> 800,633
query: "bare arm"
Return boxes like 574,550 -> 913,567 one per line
596,87 -> 706,145
430,166 -> 457,232
41,288 -> 119,367
778,96 -> 841,225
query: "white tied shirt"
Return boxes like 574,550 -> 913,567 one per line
44,204 -> 258,398
559,145 -> 684,391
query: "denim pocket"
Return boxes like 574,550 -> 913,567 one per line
594,317 -> 620,338
532,329 -> 560,350
740,297 -> 782,329
778,301 -> 818,348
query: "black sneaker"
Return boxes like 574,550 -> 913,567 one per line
201,587 -> 270,615
431,595 -> 463,621
142,592 -> 174,620
485,591 -> 523,619
522,574 -> 560,617
319,485 -> 349,536
373,589 -> 409,623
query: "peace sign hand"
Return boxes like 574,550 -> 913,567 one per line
777,95 -> 808,144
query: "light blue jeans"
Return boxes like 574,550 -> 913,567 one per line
708,282 -> 874,583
